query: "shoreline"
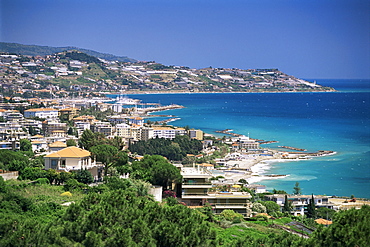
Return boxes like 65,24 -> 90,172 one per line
105,89 -> 337,96
213,152 -> 336,186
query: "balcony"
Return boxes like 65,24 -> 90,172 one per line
214,203 -> 249,209
181,193 -> 212,199
182,182 -> 213,189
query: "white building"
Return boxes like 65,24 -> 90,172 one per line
152,127 -> 186,139
264,194 -> 335,216
44,146 -> 102,179
24,108 -> 59,119
115,123 -> 131,138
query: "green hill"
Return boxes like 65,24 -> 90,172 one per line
0,42 -> 136,63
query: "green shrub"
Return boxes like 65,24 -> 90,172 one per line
35,178 -> 49,184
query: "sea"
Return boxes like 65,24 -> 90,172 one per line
110,79 -> 370,198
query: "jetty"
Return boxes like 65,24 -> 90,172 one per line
215,129 -> 242,137
141,104 -> 184,114
157,118 -> 180,124
278,146 -> 307,151
259,140 -> 278,144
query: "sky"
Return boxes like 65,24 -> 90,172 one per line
1,0 -> 369,79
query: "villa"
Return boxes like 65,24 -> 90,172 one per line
44,146 -> 103,179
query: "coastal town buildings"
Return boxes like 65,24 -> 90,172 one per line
178,164 -> 252,217
189,129 -> 204,140
264,194 -> 336,216
42,120 -> 67,137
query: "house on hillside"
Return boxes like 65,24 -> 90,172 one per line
44,146 -> 103,180
264,194 -> 336,216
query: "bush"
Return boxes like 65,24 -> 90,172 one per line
75,169 -> 93,184
64,179 -> 86,191
35,178 -> 49,184
220,209 -> 244,222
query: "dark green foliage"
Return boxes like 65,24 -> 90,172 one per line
129,135 -> 203,161
0,149 -> 29,170
20,139 -> 32,152
307,205 -> 370,247
0,175 -> 368,247
0,176 -> 7,193
260,201 -> 281,215
3,190 -> 217,246
66,139 -> 76,146
283,194 -> 292,214
63,50 -> 102,64
63,178 -> 87,191
272,189 -> 287,194
90,144 -> 128,176
238,178 -> 248,184
75,169 -> 94,184
306,194 -> 316,219
78,129 -> 102,150
316,207 -> 336,220
292,182 -> 301,195
18,167 -> 47,181
0,192 -> 33,213
8,160 -> 28,172
130,155 -> 182,189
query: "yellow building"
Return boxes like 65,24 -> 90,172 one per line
59,107 -> 79,121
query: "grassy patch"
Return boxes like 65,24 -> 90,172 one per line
6,180 -> 85,205
214,220 -> 288,245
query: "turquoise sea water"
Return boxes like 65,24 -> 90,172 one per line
112,79 -> 370,198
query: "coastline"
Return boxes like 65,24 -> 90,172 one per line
117,86 -> 369,197
212,152 -> 337,186
107,88 -> 337,95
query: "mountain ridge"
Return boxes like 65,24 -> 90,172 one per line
0,42 -> 136,63
0,43 -> 335,96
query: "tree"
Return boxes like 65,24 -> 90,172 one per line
282,194 -> 292,214
75,169 -> 94,184
260,201 -> 281,215
308,205 -> 370,247
28,126 -> 38,136
18,167 -> 47,181
238,178 -> 248,185
316,207 -> 336,220
130,155 -> 182,189
306,194 -> 316,218
293,182 -> 301,195
20,139 -> 32,152
78,129 -> 106,150
66,139 -> 77,147
272,189 -> 287,194
89,144 -> 119,176
107,136 -> 125,150
252,202 -> 266,214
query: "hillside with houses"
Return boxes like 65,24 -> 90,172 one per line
0,43 -> 335,98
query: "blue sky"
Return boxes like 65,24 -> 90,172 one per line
1,0 -> 369,79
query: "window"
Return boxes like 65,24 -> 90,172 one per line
61,160 -> 66,168
51,159 -> 58,169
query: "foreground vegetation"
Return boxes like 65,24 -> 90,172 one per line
1,176 -> 369,246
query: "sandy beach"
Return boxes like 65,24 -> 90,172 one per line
213,154 -> 317,185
